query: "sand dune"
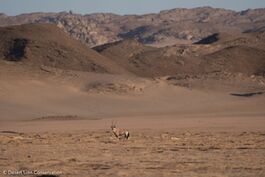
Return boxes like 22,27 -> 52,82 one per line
0,69 -> 264,130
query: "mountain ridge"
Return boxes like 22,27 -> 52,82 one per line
1,7 -> 265,47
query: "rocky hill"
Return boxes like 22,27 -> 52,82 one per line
0,7 -> 265,47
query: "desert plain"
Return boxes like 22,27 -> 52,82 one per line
0,8 -> 265,177
0,65 -> 265,177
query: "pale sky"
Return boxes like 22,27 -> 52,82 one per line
0,0 -> 265,16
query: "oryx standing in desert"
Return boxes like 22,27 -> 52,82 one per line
111,121 -> 130,140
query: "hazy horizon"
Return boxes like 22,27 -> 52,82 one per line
1,0 -> 265,16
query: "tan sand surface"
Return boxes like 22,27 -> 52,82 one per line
0,71 -> 265,177
1,130 -> 265,177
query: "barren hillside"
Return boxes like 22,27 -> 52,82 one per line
0,24 -> 129,74
95,31 -> 265,78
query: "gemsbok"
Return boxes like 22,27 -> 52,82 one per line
111,121 -> 130,140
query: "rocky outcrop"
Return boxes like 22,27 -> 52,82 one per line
0,7 -> 265,47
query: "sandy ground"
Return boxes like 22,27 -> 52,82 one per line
0,69 -> 265,177
1,130 -> 265,177
1,72 -> 265,121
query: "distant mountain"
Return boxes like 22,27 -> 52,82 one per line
1,7 -> 265,47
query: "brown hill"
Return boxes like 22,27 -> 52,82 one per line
192,31 -> 265,76
94,39 -> 201,77
0,24 -> 128,74
0,23 -> 264,79
200,46 -> 265,75
95,31 -> 265,77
